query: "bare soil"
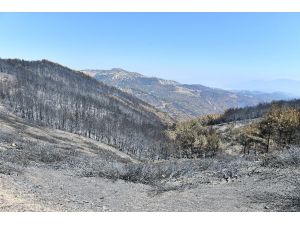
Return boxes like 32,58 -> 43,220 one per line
0,107 -> 299,211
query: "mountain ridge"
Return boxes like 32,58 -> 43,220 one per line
82,68 -> 290,121
228,78 -> 300,97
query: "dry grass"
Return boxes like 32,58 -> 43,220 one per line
261,147 -> 300,168
0,161 -> 22,175
252,176 -> 300,212
249,147 -> 300,211
0,140 -> 79,167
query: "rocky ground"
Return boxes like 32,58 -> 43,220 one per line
0,107 -> 299,212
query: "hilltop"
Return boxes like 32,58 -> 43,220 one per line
82,68 -> 289,121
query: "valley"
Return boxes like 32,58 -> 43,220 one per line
0,59 -> 299,212
82,68 -> 290,121
1,107 -> 299,211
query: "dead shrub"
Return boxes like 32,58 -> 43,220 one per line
262,147 -> 300,168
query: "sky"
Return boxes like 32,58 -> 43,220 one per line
0,13 -> 300,89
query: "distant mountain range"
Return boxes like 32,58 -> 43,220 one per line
82,69 -> 291,121
228,79 -> 300,97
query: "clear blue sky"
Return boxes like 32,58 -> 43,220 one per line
0,13 -> 300,88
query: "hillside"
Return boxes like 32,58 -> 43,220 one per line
1,107 -> 299,211
209,98 -> 300,125
82,68 -> 289,121
0,59 -> 174,159
0,59 -> 299,212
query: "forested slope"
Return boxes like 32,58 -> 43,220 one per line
0,59 -> 173,159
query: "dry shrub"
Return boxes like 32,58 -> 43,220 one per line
0,160 -> 22,175
0,140 -> 79,167
262,147 -> 300,168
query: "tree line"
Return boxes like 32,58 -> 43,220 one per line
207,99 -> 300,125
170,104 -> 300,158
